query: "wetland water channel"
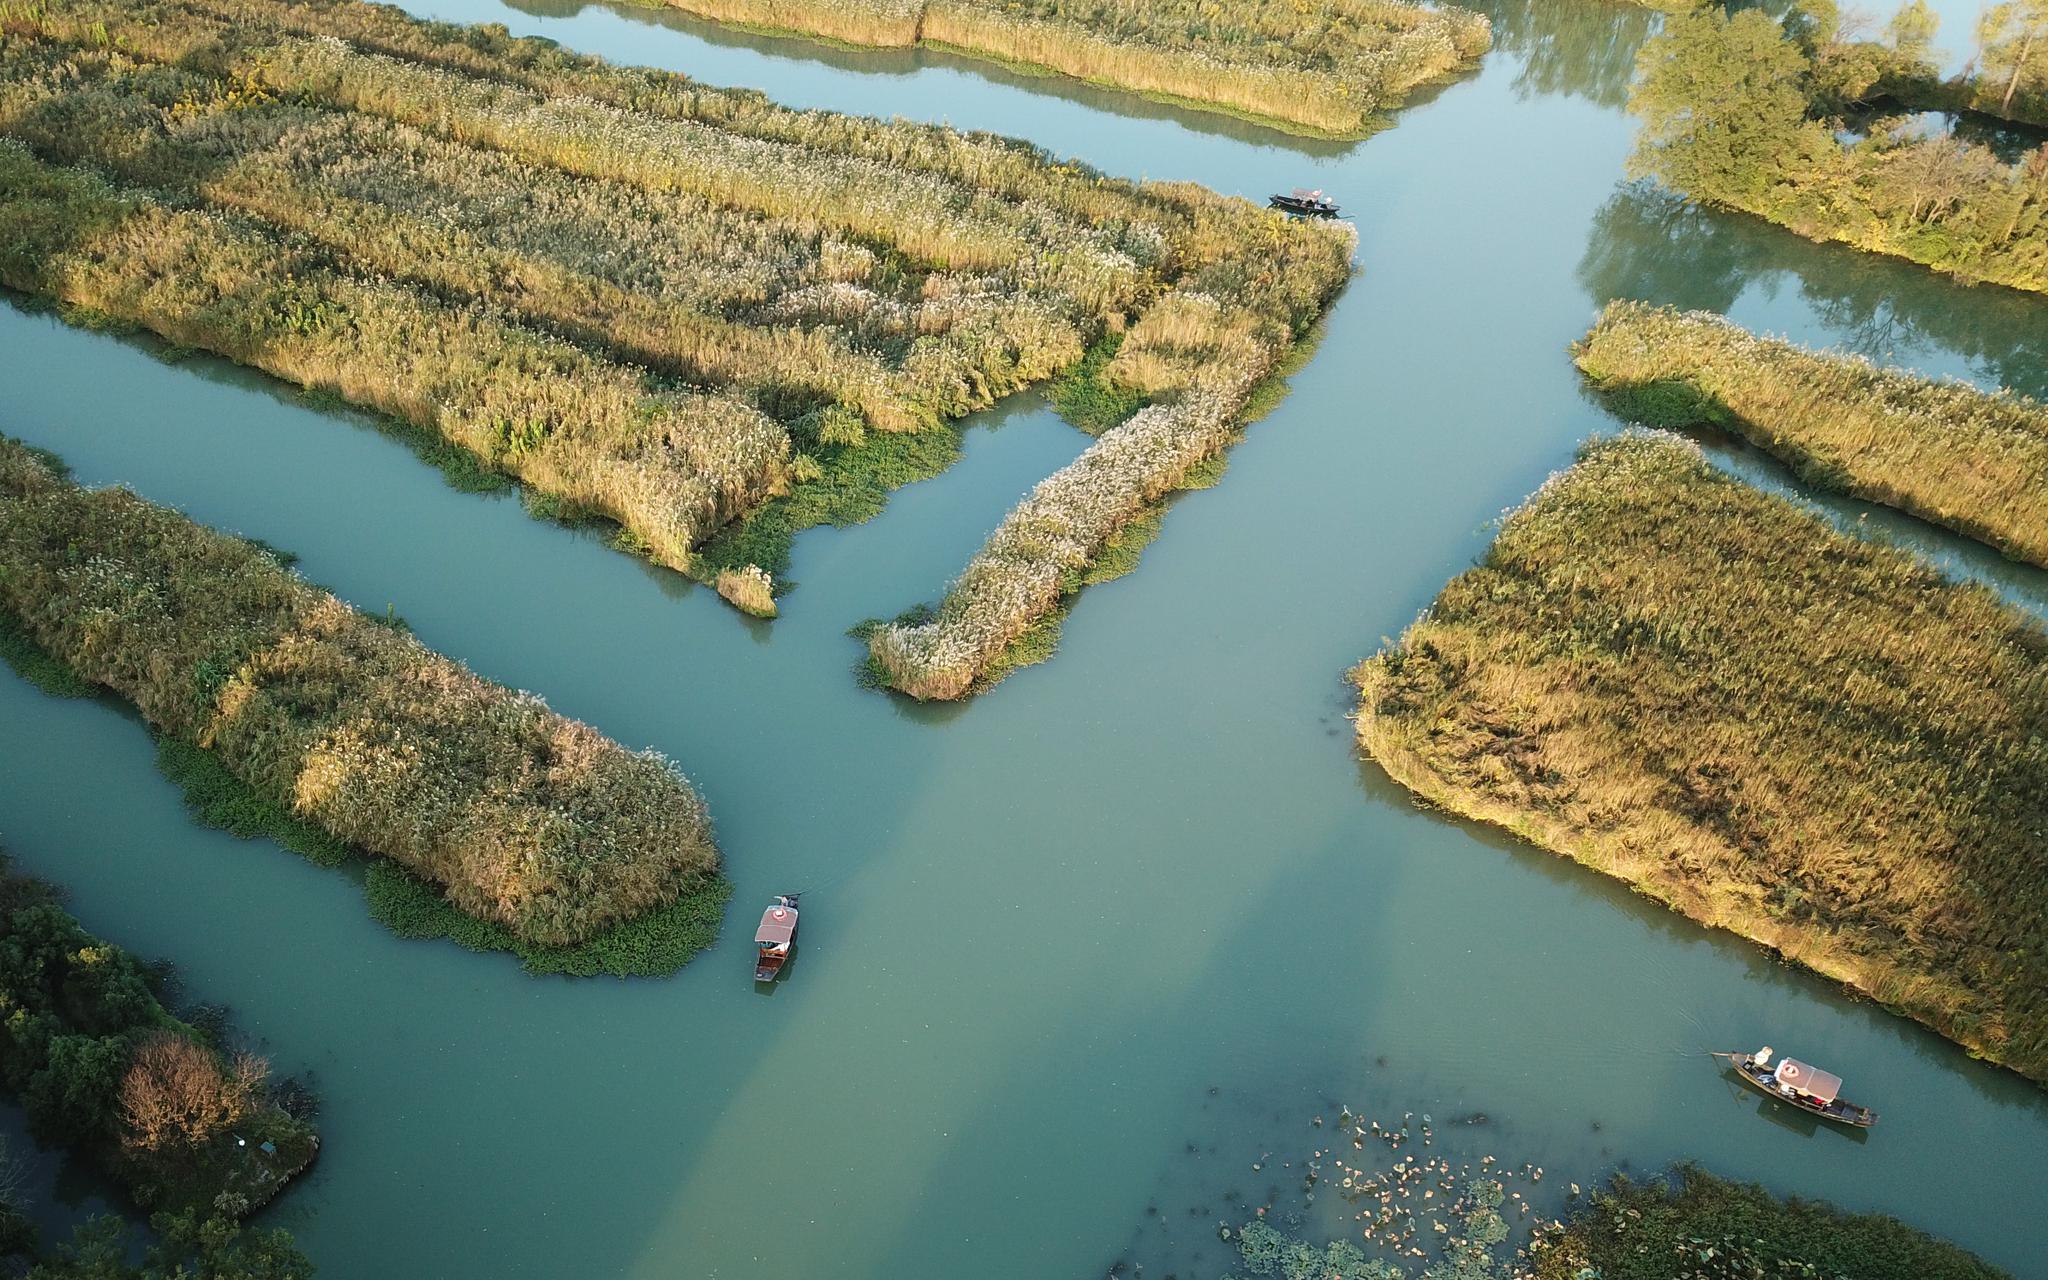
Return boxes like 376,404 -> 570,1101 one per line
4,0 -> 2048,1275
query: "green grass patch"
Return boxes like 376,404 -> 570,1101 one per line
1080,504 -> 1164,585
1177,452 -> 1228,490
974,604 -> 1067,691
296,387 -> 512,495
366,862 -> 732,978
154,737 -> 353,869
0,605 -> 97,698
695,426 -> 964,583
1046,333 -> 1145,435
1593,375 -> 1730,429
158,731 -> 727,976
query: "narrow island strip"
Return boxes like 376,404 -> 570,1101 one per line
864,229 -> 1353,700
1,0 -> 1363,609
0,850 -> 318,1224
1350,432 -> 2048,1083
655,0 -> 1491,138
1575,301 -> 2048,567
0,437 -> 728,977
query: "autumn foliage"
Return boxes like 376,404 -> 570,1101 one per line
119,1035 -> 266,1156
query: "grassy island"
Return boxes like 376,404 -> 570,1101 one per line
1532,1166 -> 2008,1280
657,0 -> 1491,138
1576,301 -> 2048,567
1628,5 -> 2048,294
0,437 -> 727,976
0,0 -> 1356,603
0,853 -> 318,1221
1350,433 -> 2048,1082
864,244 -> 1347,699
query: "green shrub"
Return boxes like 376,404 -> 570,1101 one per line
0,854 -> 319,1217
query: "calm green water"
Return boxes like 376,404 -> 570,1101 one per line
3,2 -> 2048,1277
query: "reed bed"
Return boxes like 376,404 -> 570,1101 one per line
0,139 -> 788,571
0,43 -> 1077,431
868,218 -> 1354,698
661,0 -> 923,46
656,0 -> 1492,136
1576,301 -> 2048,567
1351,432 -> 2048,1082
1,0 -> 1349,599
0,437 -> 724,952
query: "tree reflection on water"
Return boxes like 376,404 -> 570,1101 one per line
1579,181 -> 2048,399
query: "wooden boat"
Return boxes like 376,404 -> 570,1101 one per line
1269,187 -> 1340,218
753,894 -> 800,983
1720,1046 -> 1877,1128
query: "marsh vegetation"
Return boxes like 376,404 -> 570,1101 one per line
0,0 -> 1348,599
865,245 -> 1349,699
654,0 -> 1492,137
1576,300 -> 2048,566
1351,433 -> 2048,1082
0,437 -> 727,972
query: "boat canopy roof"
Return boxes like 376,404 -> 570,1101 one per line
1291,187 -> 1326,200
1776,1058 -> 1842,1103
755,904 -> 797,945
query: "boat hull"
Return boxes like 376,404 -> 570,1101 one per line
1268,196 -> 1339,218
1729,1056 -> 1876,1128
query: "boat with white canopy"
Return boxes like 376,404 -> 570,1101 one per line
754,894 -> 800,983
1720,1046 -> 1877,1128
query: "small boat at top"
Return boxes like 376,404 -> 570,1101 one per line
754,894 -> 800,983
1269,187 -> 1340,218
1721,1046 -> 1876,1128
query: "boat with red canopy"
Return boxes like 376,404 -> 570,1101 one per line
1720,1046 -> 1876,1128
754,894 -> 800,983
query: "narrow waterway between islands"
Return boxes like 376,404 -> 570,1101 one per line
2,2 -> 2047,1276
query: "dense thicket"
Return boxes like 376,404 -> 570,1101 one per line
1628,4 -> 2048,292
0,854 -> 317,1218
0,438 -> 723,952
1576,301 -> 2048,566
0,0 -> 1350,596
1351,433 -> 2048,1081
657,0 -> 1492,137
1829,0 -> 2048,128
22,1211 -> 312,1280
1531,1166 -> 2007,1280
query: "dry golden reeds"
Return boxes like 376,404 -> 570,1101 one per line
1351,432 -> 2048,1082
1576,301 -> 2048,567
0,437 -> 722,948
0,0 -> 1355,602
867,211 -> 1355,698
658,0 -> 1491,136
